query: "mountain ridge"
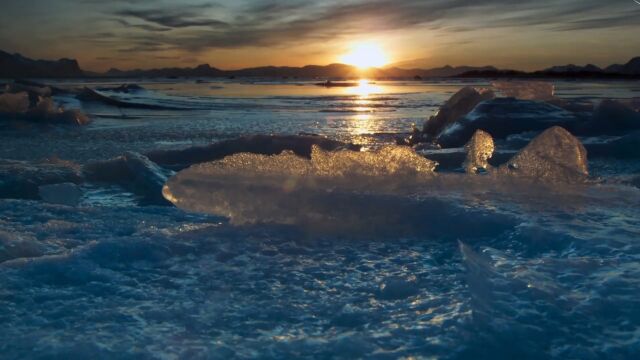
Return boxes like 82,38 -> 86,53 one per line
1,49 -> 640,79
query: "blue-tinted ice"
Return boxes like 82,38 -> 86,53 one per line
1,79 -> 639,359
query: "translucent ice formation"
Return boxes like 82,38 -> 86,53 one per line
423,86 -> 495,138
163,146 -> 527,237
492,81 -> 555,101
463,130 -> 495,174
499,126 -> 588,182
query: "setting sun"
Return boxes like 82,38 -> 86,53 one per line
340,42 -> 388,69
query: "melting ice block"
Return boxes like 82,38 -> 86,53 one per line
423,86 -> 495,138
499,126 -> 588,183
463,130 -> 495,174
162,146 -> 520,237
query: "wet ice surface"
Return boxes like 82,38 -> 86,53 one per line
2,184 -> 639,359
1,79 -> 640,359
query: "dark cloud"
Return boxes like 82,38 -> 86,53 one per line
114,19 -> 172,32
105,0 -> 639,53
114,3 -> 228,29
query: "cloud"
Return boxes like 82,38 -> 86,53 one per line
556,13 -> 640,31
96,0 -> 640,53
114,19 -> 172,32
114,3 -> 227,28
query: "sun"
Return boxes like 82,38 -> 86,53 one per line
340,42 -> 388,69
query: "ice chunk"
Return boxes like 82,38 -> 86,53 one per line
492,81 -> 555,101
463,130 -> 495,174
309,145 -> 437,177
38,183 -> 83,206
162,146 -> 522,237
423,86 -> 495,137
499,126 -> 588,182
436,98 -> 580,148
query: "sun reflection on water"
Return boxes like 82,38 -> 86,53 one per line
348,80 -> 381,145
351,79 -> 381,97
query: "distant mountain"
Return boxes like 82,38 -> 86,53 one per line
382,65 -> 498,78
0,50 -> 83,78
605,57 -> 640,75
1,49 -> 640,79
459,57 -> 640,79
103,64 -> 224,78
544,64 -> 602,74
228,63 -> 366,78
101,63 -> 496,79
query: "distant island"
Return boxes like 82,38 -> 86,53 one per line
1,49 -> 639,79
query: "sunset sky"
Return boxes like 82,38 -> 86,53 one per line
1,0 -> 639,72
